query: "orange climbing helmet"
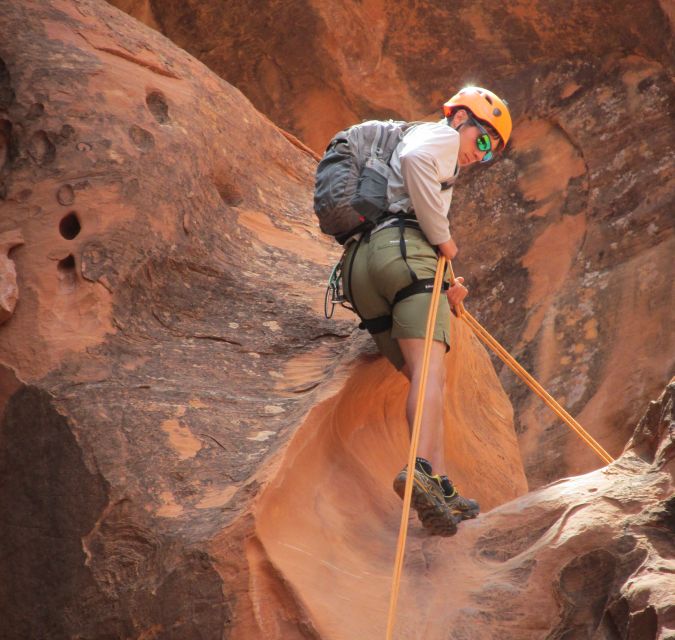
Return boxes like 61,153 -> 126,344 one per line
443,86 -> 512,148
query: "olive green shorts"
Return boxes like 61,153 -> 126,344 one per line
343,226 -> 451,370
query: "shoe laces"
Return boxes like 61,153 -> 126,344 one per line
412,461 -> 459,498
439,475 -> 458,498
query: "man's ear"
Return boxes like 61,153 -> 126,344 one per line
450,109 -> 469,128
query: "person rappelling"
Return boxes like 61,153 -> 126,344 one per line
315,86 -> 512,536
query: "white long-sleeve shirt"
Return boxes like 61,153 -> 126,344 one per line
387,121 -> 460,245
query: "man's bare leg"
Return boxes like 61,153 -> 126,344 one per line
397,337 -> 447,476
395,336 -> 480,527
393,337 -> 460,535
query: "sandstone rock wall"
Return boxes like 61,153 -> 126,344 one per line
0,0 -> 334,635
106,0 -> 675,154
1,2 -> 673,638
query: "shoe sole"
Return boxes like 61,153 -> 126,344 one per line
448,503 -> 480,520
451,507 -> 479,520
393,471 -> 459,537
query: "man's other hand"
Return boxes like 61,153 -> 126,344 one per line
447,276 -> 468,311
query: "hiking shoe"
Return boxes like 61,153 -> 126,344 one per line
439,476 -> 480,520
393,459 -> 461,537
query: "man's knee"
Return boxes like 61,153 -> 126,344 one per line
406,355 -> 447,391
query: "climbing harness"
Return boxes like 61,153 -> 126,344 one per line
333,214 -> 451,334
396,215 -> 420,284
384,256 -> 614,640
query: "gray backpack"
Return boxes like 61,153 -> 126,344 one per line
313,120 -> 414,244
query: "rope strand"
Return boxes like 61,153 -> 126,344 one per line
447,262 -> 613,465
385,256 -> 447,640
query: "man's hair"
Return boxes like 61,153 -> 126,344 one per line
480,120 -> 503,151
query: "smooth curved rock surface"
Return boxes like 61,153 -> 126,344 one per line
250,381 -> 674,640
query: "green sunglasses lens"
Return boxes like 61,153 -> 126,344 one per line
476,133 -> 491,152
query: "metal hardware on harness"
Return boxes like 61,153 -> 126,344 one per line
324,255 -> 353,319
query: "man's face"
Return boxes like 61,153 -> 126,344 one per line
456,118 -> 501,167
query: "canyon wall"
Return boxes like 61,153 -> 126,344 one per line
0,1 -> 673,638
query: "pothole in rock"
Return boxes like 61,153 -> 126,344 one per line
215,182 -> 243,206
59,212 -> 81,240
57,254 -> 77,290
27,102 -> 44,119
28,130 -> 55,166
128,125 -> 155,152
57,184 -> 75,206
146,90 -> 170,124
211,168 -> 244,207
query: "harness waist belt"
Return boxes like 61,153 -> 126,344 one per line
371,215 -> 420,235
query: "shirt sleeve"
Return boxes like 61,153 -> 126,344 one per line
399,125 -> 459,245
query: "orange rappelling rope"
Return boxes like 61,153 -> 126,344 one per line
385,257 -> 613,638
385,255 -> 447,640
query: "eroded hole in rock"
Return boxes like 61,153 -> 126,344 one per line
57,183 -> 75,206
0,56 -> 15,110
28,130 -> 56,166
128,125 -> 155,151
58,254 -> 76,272
27,102 -> 44,119
146,90 -> 170,124
607,596 -> 630,636
58,124 -> 75,143
211,163 -> 244,207
637,76 -> 656,93
57,254 -> 77,289
659,495 -> 675,532
628,605 -> 658,640
549,548 -> 618,637
213,178 -> 243,207
216,183 -> 244,207
59,212 -> 81,239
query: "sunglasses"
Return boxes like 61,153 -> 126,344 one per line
470,117 -> 495,163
